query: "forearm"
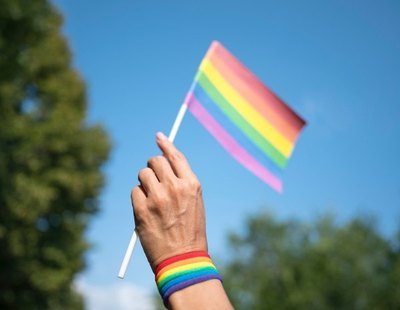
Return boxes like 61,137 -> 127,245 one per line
168,279 -> 233,310
132,133 -> 233,309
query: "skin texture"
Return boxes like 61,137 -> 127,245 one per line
131,132 -> 233,309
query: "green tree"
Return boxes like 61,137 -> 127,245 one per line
223,212 -> 400,309
0,0 -> 110,308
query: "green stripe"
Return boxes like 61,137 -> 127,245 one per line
157,266 -> 217,289
196,72 -> 288,168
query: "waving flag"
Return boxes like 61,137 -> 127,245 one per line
183,41 -> 306,192
118,41 -> 307,279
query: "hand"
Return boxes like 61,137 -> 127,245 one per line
131,132 -> 208,271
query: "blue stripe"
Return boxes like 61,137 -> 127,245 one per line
159,269 -> 220,295
192,83 -> 283,177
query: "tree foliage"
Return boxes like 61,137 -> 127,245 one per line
223,212 -> 400,309
0,0 -> 110,308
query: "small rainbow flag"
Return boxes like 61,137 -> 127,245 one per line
183,41 -> 306,192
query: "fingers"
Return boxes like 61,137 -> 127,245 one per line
138,167 -> 159,195
147,155 -> 176,183
156,132 -> 193,178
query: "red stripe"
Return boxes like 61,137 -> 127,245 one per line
206,41 -> 306,133
155,251 -> 209,275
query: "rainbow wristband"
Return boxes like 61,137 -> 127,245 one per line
155,251 -> 222,304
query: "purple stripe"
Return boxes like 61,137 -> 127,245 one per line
163,274 -> 223,303
186,94 -> 283,192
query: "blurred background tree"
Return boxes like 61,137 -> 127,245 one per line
0,0 -> 110,308
223,212 -> 400,309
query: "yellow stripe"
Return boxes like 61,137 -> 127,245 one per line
157,257 -> 212,277
157,262 -> 215,283
199,59 -> 293,157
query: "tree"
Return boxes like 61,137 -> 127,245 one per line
0,1 -> 110,308
223,212 -> 400,309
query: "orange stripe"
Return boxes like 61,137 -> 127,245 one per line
156,257 -> 212,280
206,41 -> 305,143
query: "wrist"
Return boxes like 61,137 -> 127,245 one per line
154,251 -> 222,307
149,240 -> 208,272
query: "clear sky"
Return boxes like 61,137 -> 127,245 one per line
51,1 -> 400,309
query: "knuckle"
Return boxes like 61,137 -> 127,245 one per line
168,180 -> 183,194
156,155 -> 166,161
131,186 -> 144,198
147,155 -> 162,167
170,150 -> 184,162
182,177 -> 202,196
150,191 -> 167,208
131,187 -> 143,203
138,167 -> 151,179
189,178 -> 201,192
138,168 -> 146,179
147,157 -> 155,167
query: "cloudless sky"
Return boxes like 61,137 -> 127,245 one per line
51,0 -> 400,308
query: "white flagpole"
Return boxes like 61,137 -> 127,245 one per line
168,104 -> 188,143
118,228 -> 137,279
118,84 -> 195,279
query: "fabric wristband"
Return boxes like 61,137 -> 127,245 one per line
155,251 -> 222,305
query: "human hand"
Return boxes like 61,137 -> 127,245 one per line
131,132 -> 208,271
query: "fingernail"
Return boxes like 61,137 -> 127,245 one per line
156,132 -> 167,141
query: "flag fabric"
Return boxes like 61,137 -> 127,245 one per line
183,41 -> 306,192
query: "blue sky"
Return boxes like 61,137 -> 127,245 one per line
52,1 -> 400,308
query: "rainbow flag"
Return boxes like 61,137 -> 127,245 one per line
183,41 -> 306,192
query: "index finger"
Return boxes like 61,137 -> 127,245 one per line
155,132 -> 193,178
